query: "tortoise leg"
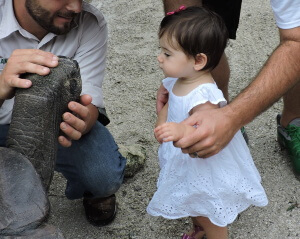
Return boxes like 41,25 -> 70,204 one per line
11,225 -> 65,239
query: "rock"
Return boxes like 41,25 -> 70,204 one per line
119,144 -> 146,178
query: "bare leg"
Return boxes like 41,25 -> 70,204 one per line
184,218 -> 205,239
212,53 -> 230,101
280,81 -> 300,127
194,216 -> 228,239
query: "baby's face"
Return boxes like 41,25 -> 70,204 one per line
157,35 -> 195,79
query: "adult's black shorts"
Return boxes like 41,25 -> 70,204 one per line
203,0 -> 242,39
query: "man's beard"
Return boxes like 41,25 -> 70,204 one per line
25,0 -> 78,35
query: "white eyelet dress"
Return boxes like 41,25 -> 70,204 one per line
147,77 -> 268,227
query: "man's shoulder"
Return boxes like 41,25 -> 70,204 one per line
0,0 -> 5,24
0,0 -> 5,12
82,1 -> 106,28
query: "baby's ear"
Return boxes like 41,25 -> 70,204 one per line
194,53 -> 207,71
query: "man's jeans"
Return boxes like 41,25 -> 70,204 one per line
0,121 -> 126,200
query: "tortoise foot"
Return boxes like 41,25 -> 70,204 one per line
1,224 -> 64,239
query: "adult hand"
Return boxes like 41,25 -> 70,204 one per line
0,49 -> 58,100
58,94 -> 99,147
174,106 -> 241,158
156,83 -> 169,114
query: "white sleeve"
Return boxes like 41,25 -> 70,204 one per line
186,85 -> 227,113
162,77 -> 177,92
270,0 -> 300,29
73,12 -> 108,108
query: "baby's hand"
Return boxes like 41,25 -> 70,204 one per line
154,125 -> 165,143
154,122 -> 182,143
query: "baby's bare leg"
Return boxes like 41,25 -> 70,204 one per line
194,216 -> 228,239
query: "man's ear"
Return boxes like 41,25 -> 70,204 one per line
194,53 -> 207,71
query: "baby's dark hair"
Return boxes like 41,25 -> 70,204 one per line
159,6 -> 229,71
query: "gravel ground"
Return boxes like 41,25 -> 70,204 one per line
48,0 -> 300,238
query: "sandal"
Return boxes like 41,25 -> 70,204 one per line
182,225 -> 204,239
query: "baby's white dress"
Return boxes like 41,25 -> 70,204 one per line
147,77 -> 268,227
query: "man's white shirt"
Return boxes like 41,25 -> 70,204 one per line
0,0 -> 108,124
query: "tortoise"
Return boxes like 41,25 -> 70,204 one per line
0,56 -> 82,238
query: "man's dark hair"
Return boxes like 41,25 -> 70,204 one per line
159,6 -> 229,71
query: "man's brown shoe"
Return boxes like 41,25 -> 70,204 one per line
83,194 -> 117,226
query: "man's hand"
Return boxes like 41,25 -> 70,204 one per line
0,49 -> 58,100
174,106 -> 240,158
156,83 -> 169,114
58,94 -> 99,147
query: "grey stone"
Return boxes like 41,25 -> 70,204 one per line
119,144 -> 146,178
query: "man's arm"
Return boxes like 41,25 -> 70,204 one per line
156,84 -> 169,114
229,27 -> 300,127
154,102 -> 168,143
156,102 -> 168,127
175,26 -> 300,157
59,11 -> 108,147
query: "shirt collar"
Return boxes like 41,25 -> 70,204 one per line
0,0 -> 23,40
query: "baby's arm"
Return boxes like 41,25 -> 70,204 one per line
155,122 -> 196,143
155,102 -> 219,143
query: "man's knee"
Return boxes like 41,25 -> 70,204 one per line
83,171 -> 123,197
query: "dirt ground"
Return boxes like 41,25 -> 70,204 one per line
48,0 -> 300,238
